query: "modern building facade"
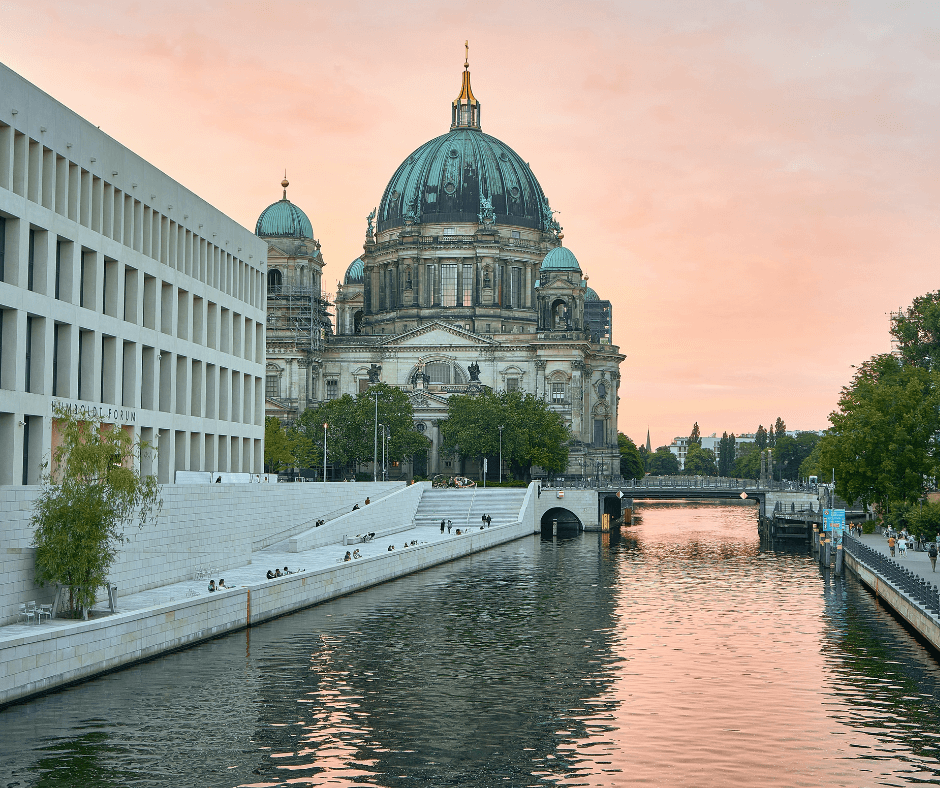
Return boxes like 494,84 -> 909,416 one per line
0,63 -> 268,485
261,58 -> 624,480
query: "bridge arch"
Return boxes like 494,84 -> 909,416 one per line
540,507 -> 582,536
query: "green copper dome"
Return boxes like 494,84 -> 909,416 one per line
540,246 -> 581,272
345,257 -> 364,284
256,179 -> 314,240
584,286 -> 599,301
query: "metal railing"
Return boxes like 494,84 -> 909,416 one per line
843,534 -> 940,620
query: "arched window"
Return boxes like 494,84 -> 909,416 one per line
426,362 -> 452,384
267,269 -> 282,294
551,299 -> 568,330
353,310 -> 364,335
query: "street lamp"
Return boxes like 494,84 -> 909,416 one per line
385,425 -> 391,480
322,422 -> 328,482
372,389 -> 379,482
498,425 -> 504,484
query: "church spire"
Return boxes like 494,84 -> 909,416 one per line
451,41 -> 481,130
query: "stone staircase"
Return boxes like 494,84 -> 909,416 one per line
413,488 -> 529,531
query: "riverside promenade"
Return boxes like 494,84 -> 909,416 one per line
0,483 -> 536,707
844,531 -> 940,653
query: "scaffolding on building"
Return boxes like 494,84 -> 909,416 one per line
266,286 -> 333,355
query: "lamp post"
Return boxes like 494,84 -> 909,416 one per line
385,425 -> 391,480
373,389 -> 379,482
498,425 -> 504,484
322,422 -> 328,482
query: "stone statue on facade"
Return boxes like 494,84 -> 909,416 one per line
365,208 -> 376,241
478,194 -> 496,227
412,362 -> 430,389
541,198 -> 562,236
467,361 -> 481,382
367,363 -> 382,383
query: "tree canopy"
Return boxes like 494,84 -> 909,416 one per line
733,442 -> 761,480
31,407 -> 162,614
264,417 -> 294,473
618,433 -> 645,480
439,390 -> 569,478
717,432 -> 736,476
688,422 -> 701,445
683,442 -> 718,476
291,384 -> 430,476
647,446 -> 680,476
773,432 -> 820,481
890,290 -> 940,369
755,425 -> 768,450
817,354 -> 940,508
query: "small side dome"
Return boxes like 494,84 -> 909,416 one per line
345,257 -> 364,284
584,286 -> 599,301
540,246 -> 581,272
256,177 -> 314,239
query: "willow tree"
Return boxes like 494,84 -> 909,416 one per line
31,407 -> 162,615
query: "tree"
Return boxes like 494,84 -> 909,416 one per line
774,416 -> 787,438
774,432 -> 820,480
647,446 -> 680,475
718,432 -> 737,476
817,354 -> 940,509
31,407 -> 162,615
890,290 -> 940,369
734,442 -> 761,480
689,422 -> 701,445
292,384 -> 429,476
264,417 -> 294,473
683,442 -> 718,476
755,425 -> 768,450
768,425 -> 776,448
618,433 -> 645,480
799,440 -> 823,480
440,390 -> 569,478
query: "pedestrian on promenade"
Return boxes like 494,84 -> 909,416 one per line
930,542 -> 938,572
448,519 -> 453,533
208,580 -> 216,592
899,538 -> 908,556
888,535 -> 896,557
441,519 -> 445,533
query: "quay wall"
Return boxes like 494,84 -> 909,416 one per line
0,507 -> 537,708
0,482 -> 403,625
844,552 -> 940,652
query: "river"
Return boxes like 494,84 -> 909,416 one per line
2,503 -> 940,787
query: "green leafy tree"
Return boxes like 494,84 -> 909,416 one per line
618,433 -> 645,479
683,442 -> 718,476
755,425 -> 768,450
647,446 -> 680,476
817,354 -> 940,509
717,432 -> 737,476
768,425 -> 776,448
689,422 -> 701,445
774,417 -> 787,438
440,390 -> 569,478
908,501 -> 940,539
264,417 -> 295,473
733,442 -> 761,480
31,407 -> 162,615
799,440 -> 823,480
890,290 -> 940,368
638,444 -> 651,472
774,432 -> 820,480
292,384 -> 429,476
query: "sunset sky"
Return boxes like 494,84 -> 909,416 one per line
4,1 -> 938,448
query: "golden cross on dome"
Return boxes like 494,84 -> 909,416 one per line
465,40 -> 469,68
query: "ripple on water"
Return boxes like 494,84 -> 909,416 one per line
2,504 -> 940,787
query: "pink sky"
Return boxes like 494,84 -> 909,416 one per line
4,1 -> 939,448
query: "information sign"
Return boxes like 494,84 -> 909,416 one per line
823,509 -> 846,541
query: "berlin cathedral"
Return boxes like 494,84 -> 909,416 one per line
257,56 -> 623,480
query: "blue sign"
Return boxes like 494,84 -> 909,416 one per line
823,509 -> 845,532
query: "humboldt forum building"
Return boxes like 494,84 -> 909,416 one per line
260,59 -> 624,480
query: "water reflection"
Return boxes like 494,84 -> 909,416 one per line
2,505 -> 940,787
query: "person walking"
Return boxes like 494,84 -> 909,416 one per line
888,534 -> 896,557
441,519 -> 445,534
447,519 -> 453,534
930,542 -> 938,573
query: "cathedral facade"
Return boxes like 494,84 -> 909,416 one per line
257,59 -> 624,481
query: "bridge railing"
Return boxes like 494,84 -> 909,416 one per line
544,476 -> 760,490
843,534 -> 940,620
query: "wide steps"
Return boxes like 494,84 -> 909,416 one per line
413,489 -> 527,529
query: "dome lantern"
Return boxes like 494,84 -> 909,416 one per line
451,41 -> 481,131
256,174 -> 315,240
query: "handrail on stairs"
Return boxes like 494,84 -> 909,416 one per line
465,488 -> 477,531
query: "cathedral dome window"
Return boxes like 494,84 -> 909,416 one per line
267,268 -> 282,294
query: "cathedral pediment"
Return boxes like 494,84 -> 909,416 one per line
380,322 -> 497,348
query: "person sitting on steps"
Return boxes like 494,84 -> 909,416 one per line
208,580 -> 216,592
266,569 -> 275,579
344,551 -> 352,562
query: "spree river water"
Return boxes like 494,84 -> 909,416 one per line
3,504 -> 940,787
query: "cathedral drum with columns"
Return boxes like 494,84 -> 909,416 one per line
258,55 -> 624,480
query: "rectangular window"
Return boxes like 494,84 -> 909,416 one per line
506,377 -> 519,392
510,266 -> 523,308
358,378 -> 370,394
485,323 -> 491,333
24,315 -> 32,392
441,264 -> 457,307
593,418 -> 605,446
425,265 -> 436,307
326,379 -> 338,400
80,253 -> 86,308
27,229 -> 35,291
442,227 -> 456,236
266,374 -> 279,399
55,240 -> 62,299
462,264 -> 473,306
52,323 -> 59,396
511,230 -> 521,239
552,382 -> 565,403
0,217 -> 5,281
427,362 -> 451,384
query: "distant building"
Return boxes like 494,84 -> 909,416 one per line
666,430 -> 818,471
583,289 -> 612,344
